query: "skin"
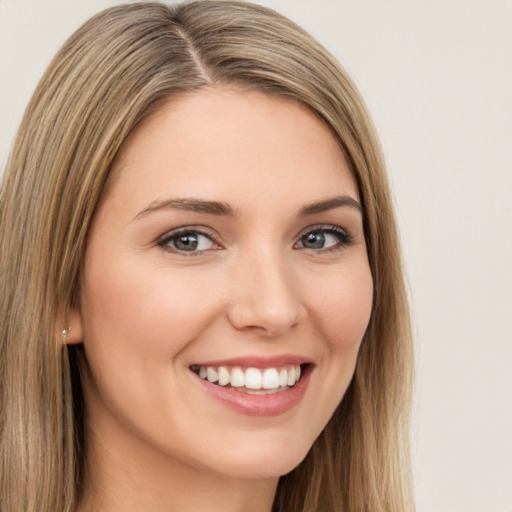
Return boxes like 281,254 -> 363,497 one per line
70,87 -> 373,512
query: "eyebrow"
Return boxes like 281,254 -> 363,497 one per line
135,198 -> 236,219
299,195 -> 362,216
134,194 -> 362,220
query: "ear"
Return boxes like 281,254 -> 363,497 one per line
62,307 -> 83,345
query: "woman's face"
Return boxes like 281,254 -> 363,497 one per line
75,88 -> 373,481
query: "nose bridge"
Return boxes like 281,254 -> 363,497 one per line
228,243 -> 304,336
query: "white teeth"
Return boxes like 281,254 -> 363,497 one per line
195,363 -> 304,391
262,368 -> 280,389
206,367 -> 218,383
245,368 -> 263,389
230,367 -> 245,387
218,366 -> 230,386
287,366 -> 296,386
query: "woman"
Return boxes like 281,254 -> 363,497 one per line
0,2 -> 414,511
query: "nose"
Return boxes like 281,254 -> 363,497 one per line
226,249 -> 307,338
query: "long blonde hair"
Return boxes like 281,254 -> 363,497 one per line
0,2 -> 414,511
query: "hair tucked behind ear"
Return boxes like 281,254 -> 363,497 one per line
0,2 -> 414,511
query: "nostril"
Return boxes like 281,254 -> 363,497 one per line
226,301 -> 306,338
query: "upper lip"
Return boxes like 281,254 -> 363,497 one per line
190,354 -> 312,368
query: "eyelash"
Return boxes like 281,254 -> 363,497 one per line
295,225 -> 354,254
157,227 -> 221,256
157,224 -> 354,256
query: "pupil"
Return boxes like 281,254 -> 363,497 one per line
303,232 -> 325,249
176,234 -> 198,251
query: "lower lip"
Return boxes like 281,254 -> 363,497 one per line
194,366 -> 312,417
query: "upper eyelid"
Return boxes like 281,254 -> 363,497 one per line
295,223 -> 350,238
158,225 -> 218,240
157,226 -> 221,248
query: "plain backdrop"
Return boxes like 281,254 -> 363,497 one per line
1,1 -> 511,511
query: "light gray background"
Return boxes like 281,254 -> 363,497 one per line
1,1 -> 511,511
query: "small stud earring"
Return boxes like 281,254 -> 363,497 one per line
62,327 -> 71,342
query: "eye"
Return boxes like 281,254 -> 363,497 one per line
158,228 -> 219,254
295,226 -> 353,252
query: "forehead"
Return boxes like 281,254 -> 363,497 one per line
105,87 -> 358,215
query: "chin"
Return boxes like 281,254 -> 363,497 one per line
202,433 -> 314,480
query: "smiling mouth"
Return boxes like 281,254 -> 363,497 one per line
190,364 -> 308,395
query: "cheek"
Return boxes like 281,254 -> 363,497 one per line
80,259 -> 223,352
309,264 -> 373,353
78,256 -> 227,431
292,262 -> 373,445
